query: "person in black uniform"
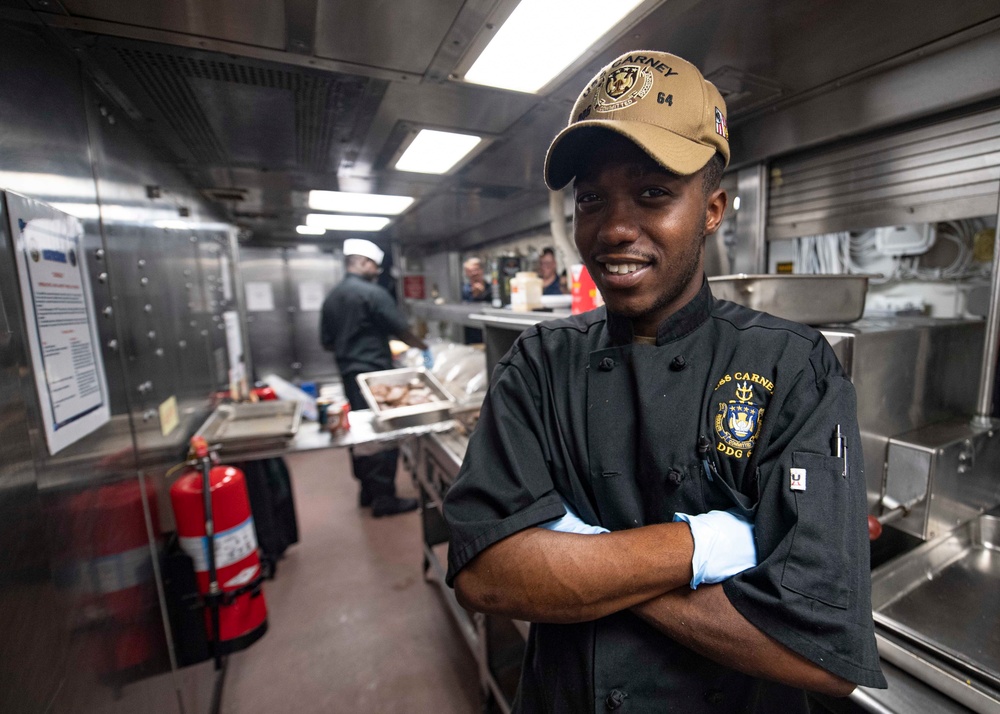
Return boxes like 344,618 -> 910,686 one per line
443,50 -> 886,712
321,238 -> 429,517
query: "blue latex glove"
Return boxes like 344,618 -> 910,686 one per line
674,509 -> 757,589
422,349 -> 434,369
540,498 -> 609,535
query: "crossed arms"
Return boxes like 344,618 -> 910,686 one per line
454,519 -> 855,697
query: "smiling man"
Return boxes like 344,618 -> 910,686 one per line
443,51 -> 885,712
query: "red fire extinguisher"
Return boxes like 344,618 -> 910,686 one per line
170,436 -> 267,666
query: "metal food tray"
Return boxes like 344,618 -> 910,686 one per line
355,367 -> 455,432
708,273 -> 869,325
871,509 -> 1000,708
196,400 -> 302,451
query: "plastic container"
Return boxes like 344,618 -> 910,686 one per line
510,271 -> 543,312
261,373 -> 318,421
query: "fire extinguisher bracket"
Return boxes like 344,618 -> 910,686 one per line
201,573 -> 265,608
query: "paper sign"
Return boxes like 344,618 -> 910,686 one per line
245,281 -> 275,312
298,281 -> 325,312
5,192 -> 111,454
159,395 -> 179,437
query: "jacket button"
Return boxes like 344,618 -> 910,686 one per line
705,689 -> 724,705
667,468 -> 683,486
605,688 -> 627,710
599,357 -> 616,371
670,355 -> 687,371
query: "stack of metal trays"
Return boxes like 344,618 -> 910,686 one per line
870,509 -> 1000,712
708,274 -> 869,325
195,400 -> 302,454
356,367 -> 455,431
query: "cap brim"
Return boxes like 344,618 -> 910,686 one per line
544,120 -> 717,190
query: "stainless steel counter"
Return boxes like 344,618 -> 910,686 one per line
847,658 -> 977,713
471,306 -> 572,326
471,308 -> 572,373
406,300 -> 490,329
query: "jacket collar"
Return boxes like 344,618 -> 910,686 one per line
606,277 -> 712,346
345,272 -> 373,284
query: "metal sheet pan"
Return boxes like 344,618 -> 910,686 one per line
196,400 -> 302,452
355,367 -> 455,431
708,274 -> 869,325
871,510 -> 1000,710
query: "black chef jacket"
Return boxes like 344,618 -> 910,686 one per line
443,280 -> 886,713
320,273 -> 410,375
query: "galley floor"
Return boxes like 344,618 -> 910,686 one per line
221,447 -> 480,714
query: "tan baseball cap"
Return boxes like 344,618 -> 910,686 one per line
544,50 -> 730,190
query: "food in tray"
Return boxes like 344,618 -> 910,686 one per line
452,412 -> 480,437
367,378 -> 444,408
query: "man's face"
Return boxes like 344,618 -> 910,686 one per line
465,262 -> 484,284
538,253 -> 557,280
573,134 -> 726,336
360,257 -> 381,280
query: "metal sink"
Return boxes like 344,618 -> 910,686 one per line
871,510 -> 1000,712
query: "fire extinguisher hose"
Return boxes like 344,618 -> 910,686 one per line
195,440 -> 224,671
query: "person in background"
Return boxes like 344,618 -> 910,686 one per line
320,238 -> 430,517
538,247 -> 563,295
461,256 -> 492,344
461,257 -> 492,302
443,50 -> 884,711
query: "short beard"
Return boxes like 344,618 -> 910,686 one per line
611,226 -> 705,324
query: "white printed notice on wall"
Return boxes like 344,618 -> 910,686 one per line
298,281 -> 325,312
244,281 -> 275,312
5,192 -> 110,454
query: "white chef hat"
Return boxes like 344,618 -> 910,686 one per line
343,238 -> 385,266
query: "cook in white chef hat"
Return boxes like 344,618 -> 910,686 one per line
343,238 -> 385,266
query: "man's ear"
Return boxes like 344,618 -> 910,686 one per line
705,188 -> 728,235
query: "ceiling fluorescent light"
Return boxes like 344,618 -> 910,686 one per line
296,224 -> 327,235
394,130 -> 482,174
305,213 -> 391,232
308,190 -> 414,215
464,0 -> 647,93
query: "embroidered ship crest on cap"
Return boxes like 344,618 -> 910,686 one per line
597,65 -> 654,113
